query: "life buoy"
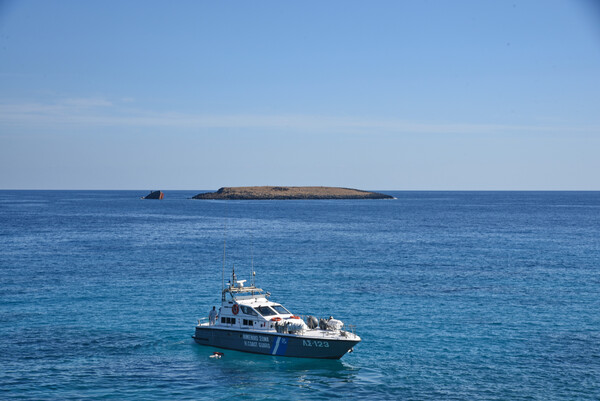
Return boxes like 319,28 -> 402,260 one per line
232,304 -> 239,315
290,315 -> 300,319
271,317 -> 281,322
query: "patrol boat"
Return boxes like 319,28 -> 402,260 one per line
193,271 -> 361,359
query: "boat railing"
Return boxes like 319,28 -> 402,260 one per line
197,317 -> 211,326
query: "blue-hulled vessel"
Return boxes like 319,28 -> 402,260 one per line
193,270 -> 360,359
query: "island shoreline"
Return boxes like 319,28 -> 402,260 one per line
192,186 -> 394,200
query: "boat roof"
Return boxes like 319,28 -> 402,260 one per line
225,286 -> 266,298
222,279 -> 269,301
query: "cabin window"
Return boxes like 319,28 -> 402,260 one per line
221,317 -> 226,324
240,305 -> 258,316
221,317 -> 236,324
256,306 -> 277,316
272,305 -> 290,314
242,319 -> 253,326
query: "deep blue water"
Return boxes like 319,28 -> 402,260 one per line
1,190 -> 599,400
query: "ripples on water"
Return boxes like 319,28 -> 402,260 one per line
1,191 -> 599,400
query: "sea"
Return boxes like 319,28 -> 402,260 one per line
1,190 -> 599,400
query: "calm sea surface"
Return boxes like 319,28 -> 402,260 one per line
1,191 -> 599,400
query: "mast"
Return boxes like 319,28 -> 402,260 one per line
250,229 -> 255,287
222,218 -> 226,293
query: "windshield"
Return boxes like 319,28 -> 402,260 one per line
256,306 -> 278,316
272,305 -> 290,314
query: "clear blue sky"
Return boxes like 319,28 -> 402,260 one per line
1,0 -> 599,190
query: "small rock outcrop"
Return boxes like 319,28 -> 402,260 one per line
143,191 -> 164,200
192,186 -> 393,200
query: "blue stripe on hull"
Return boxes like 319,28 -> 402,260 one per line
276,337 -> 289,356
268,336 -> 289,356
269,336 -> 280,354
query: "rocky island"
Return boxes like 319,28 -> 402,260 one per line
142,190 -> 164,200
192,186 -> 393,200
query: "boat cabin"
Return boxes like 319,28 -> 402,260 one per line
215,279 -> 295,331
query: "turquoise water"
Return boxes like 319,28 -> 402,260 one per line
1,191 -> 599,400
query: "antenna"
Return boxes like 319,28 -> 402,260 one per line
222,218 -> 227,293
250,228 -> 255,287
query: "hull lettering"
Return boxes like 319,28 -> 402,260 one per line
302,339 -> 330,348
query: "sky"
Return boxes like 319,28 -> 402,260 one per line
1,0 -> 599,190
